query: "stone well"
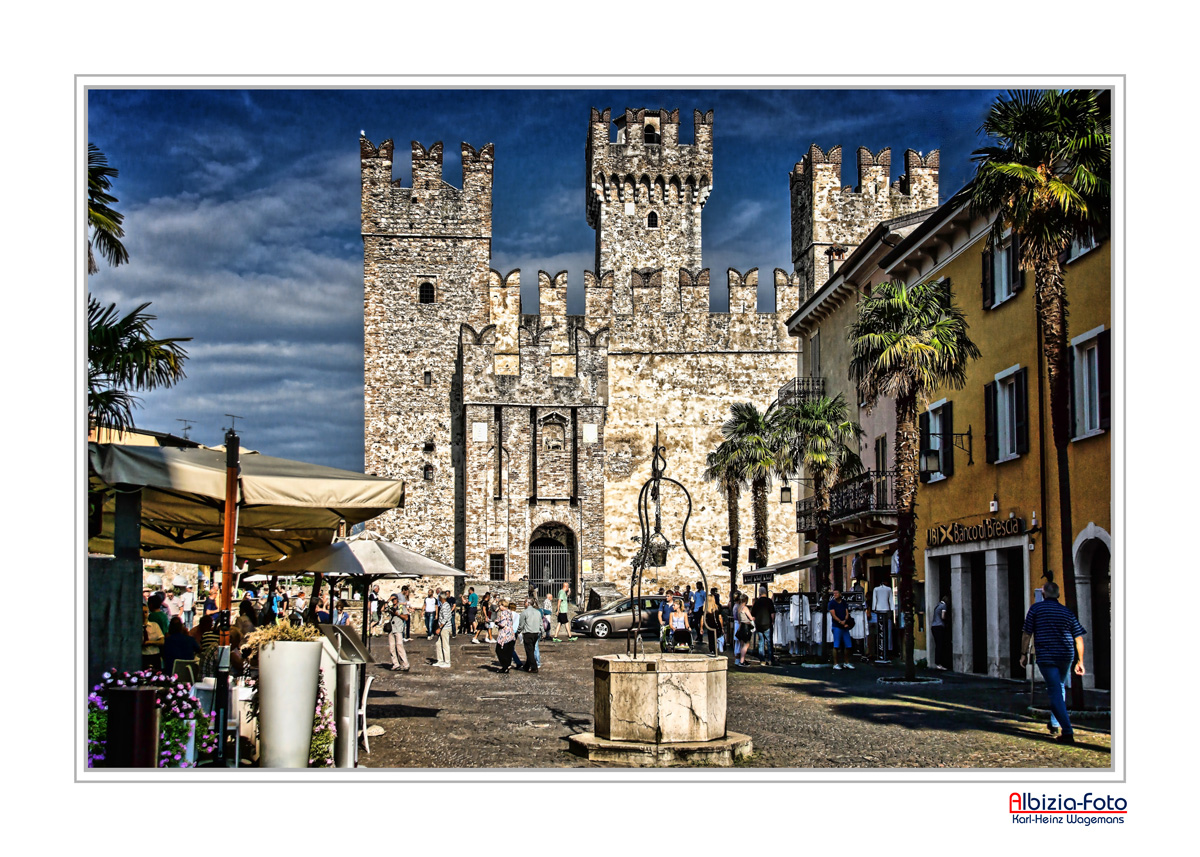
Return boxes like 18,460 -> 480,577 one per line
570,653 -> 752,766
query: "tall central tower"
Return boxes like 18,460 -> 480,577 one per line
586,108 -> 713,311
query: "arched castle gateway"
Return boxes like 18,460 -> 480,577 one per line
361,108 -> 939,595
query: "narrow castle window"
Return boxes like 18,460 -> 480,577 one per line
423,370 -> 432,387
423,464 -> 434,481
419,282 -> 435,303
644,123 -> 660,144
647,211 -> 659,229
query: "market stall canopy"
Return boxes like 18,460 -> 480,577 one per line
88,442 -> 405,565
254,529 -> 465,578
751,532 -> 899,576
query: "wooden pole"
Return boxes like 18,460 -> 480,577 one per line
220,428 -> 240,645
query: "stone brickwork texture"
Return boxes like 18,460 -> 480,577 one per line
362,109 -> 939,597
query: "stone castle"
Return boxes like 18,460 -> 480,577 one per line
361,107 -> 940,596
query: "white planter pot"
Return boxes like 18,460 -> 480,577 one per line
258,640 -> 322,768
183,719 -> 197,766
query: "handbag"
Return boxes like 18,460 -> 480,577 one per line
383,620 -> 393,633
736,624 -> 752,643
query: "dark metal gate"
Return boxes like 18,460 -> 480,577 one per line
529,541 -> 572,600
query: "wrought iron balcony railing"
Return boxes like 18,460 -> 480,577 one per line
795,469 -> 899,533
830,469 -> 899,521
777,376 -> 825,406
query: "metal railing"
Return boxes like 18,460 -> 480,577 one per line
830,469 -> 898,521
777,376 -> 826,406
795,469 -> 899,532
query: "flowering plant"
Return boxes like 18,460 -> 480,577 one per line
86,668 -> 219,768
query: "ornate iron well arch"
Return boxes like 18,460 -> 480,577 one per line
627,424 -> 707,657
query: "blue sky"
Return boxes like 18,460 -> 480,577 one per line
87,87 -> 1002,472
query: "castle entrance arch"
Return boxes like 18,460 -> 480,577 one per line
529,524 -> 576,600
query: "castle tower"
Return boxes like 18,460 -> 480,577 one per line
790,144 -> 940,295
361,136 -> 494,568
586,108 -> 713,307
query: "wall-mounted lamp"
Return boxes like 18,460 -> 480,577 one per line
1032,511 -> 1038,528
989,493 -> 999,513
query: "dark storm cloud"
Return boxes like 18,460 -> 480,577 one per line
87,87 -> 1001,471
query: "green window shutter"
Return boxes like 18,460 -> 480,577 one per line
1098,328 -> 1111,431
919,411 -> 931,483
1015,368 -> 1030,455
984,382 -> 998,463
942,401 -> 955,477
982,250 -> 995,309
1009,232 -> 1024,293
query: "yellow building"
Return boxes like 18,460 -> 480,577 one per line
781,189 -> 1110,682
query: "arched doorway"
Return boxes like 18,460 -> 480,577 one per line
529,524 -> 577,600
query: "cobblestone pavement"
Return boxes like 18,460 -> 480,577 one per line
357,633 -> 1112,769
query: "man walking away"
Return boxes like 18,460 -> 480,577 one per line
931,594 -> 951,670
1019,581 -> 1086,745
385,594 -> 409,671
433,592 -> 454,668
829,590 -> 854,670
751,586 -> 776,666
517,598 -> 542,672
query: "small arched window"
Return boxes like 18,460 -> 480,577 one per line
419,282 -> 436,304
644,123 -> 660,144
646,211 -> 659,229
423,464 -> 434,481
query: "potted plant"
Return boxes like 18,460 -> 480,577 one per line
244,621 -> 323,768
87,669 -> 219,768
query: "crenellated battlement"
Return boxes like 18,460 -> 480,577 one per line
790,141 -> 940,296
360,135 -> 494,238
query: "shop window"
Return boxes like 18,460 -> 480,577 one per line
985,366 -> 1028,463
419,281 -> 436,304
982,230 -> 1022,309
489,554 -> 506,581
1070,326 -> 1111,438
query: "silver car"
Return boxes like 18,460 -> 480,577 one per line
571,595 -> 667,639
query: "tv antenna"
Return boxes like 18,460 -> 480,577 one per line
175,418 -> 194,439
224,414 -> 244,432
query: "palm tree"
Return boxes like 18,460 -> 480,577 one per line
849,279 -> 980,680
703,439 -> 744,595
774,394 -> 863,656
968,90 -> 1110,685
88,144 -> 129,274
88,296 -> 190,433
719,401 -> 779,573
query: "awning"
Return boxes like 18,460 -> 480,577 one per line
88,442 -> 405,565
751,531 -> 898,576
254,531 -> 464,579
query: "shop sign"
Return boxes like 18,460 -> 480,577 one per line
926,516 -> 1025,547
743,571 -> 776,585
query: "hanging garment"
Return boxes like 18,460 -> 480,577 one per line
849,607 -> 867,640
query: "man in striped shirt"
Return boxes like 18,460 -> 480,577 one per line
1019,581 -> 1086,745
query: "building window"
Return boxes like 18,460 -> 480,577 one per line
423,371 -> 432,387
808,331 -> 821,377
1071,326 -> 1111,438
1067,233 -> 1099,261
646,211 -> 658,228
874,435 -> 888,472
919,400 -> 954,482
982,231 -> 1022,309
644,123 -> 660,144
423,464 -> 434,481
419,281 -> 436,304
985,366 -> 1028,463
489,554 -> 506,581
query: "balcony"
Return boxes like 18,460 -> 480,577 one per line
796,469 -> 899,534
777,376 -> 825,406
